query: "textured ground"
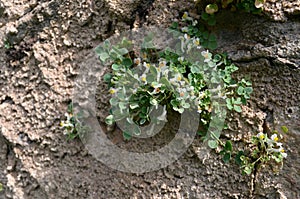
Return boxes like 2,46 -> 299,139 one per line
0,0 -> 299,198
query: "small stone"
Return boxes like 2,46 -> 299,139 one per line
63,39 -> 72,46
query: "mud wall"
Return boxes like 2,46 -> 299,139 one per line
0,0 -> 299,198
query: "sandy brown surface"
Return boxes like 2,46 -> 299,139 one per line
0,0 -> 299,198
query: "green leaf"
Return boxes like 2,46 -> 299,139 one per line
208,140 -> 218,149
67,102 -> 73,113
235,151 -> 244,166
122,58 -> 133,67
224,140 -> 233,152
150,98 -> 158,105
118,102 -> 127,110
213,54 -> 222,62
234,97 -> 242,104
202,40 -> 209,48
237,86 -> 244,95
103,39 -> 111,48
129,103 -> 139,109
207,17 -> 216,26
170,22 -> 178,29
243,166 -> 252,175
141,106 -> 148,114
170,99 -> 179,107
197,131 -> 206,137
234,105 -> 242,113
109,98 -> 118,106
95,45 -> 104,55
160,77 -> 172,89
99,52 -> 110,62
201,12 -> 209,21
223,153 -> 231,163
208,41 -> 217,50
244,87 -> 253,94
209,34 -> 217,42
105,115 -> 114,125
139,118 -> 147,125
95,46 -> 110,62
177,108 -> 184,114
132,125 -> 141,135
146,74 -> 155,83
226,98 -> 233,110
103,73 -> 112,83
123,131 -> 132,140
281,126 -> 288,133
149,65 -> 158,77
203,31 -> 209,39
121,37 -> 132,48
112,64 -> 121,71
116,47 -> 128,55
190,64 -> 201,74
182,102 -> 190,109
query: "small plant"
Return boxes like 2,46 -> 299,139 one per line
201,0 -> 265,16
0,182 -> 3,192
175,12 -> 217,50
4,39 -> 12,49
98,13 -> 252,143
60,102 -> 87,139
237,126 -> 288,175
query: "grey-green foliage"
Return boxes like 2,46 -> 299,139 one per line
97,19 -> 252,142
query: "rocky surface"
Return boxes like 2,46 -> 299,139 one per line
0,0 -> 299,198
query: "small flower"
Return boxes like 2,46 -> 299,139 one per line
193,38 -> 200,46
178,56 -> 184,63
184,33 -> 190,40
181,27 -> 188,33
256,132 -> 265,140
140,74 -> 147,83
271,134 -> 279,142
134,57 -> 141,65
175,73 -> 182,81
199,91 -> 205,99
182,12 -> 193,21
143,62 -> 150,73
109,88 -> 118,94
268,146 -> 287,158
151,82 -> 162,94
143,62 -> 150,68
192,20 -> 198,26
158,60 -> 167,69
281,152 -> 287,158
201,50 -> 212,62
182,12 -> 188,19
197,106 -> 202,113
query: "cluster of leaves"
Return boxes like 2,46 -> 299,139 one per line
98,13 -> 252,142
236,126 -> 288,175
203,0 -> 265,15
0,182 -> 3,192
172,12 -> 217,50
4,39 -> 12,49
204,126 -> 288,175
226,79 -> 253,113
60,103 -> 87,139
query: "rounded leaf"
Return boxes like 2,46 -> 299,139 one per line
208,140 -> 218,149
